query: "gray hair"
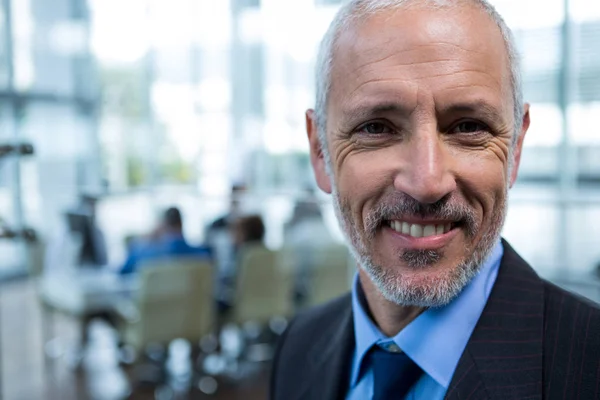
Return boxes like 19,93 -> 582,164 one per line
314,0 -> 524,156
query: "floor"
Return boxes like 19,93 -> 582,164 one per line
0,279 -> 269,400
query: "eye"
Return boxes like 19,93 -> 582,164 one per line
450,121 -> 489,135
357,122 -> 393,135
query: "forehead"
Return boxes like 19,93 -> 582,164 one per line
329,5 -> 512,118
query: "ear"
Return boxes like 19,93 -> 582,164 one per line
306,109 -> 332,194
509,103 -> 530,188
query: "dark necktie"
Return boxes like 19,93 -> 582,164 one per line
369,345 -> 423,400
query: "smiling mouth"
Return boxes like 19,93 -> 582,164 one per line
384,220 -> 460,238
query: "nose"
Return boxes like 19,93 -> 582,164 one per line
393,127 -> 456,204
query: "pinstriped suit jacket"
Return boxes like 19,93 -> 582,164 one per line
270,240 -> 600,400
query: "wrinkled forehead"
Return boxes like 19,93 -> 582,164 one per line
328,5 -> 512,113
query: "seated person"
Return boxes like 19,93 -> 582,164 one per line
76,194 -> 108,267
232,214 -> 266,250
204,184 -> 246,285
217,214 -> 266,313
45,193 -> 108,273
119,207 -> 211,275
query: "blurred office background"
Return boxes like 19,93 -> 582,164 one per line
1,0 -> 600,399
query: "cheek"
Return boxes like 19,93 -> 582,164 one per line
461,157 -> 506,188
453,152 -> 508,220
336,153 -> 393,214
337,152 -> 393,191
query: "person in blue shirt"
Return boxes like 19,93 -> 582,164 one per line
119,207 -> 211,275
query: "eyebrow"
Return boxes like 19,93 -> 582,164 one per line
340,102 -> 414,122
339,99 -> 506,127
437,101 -> 505,124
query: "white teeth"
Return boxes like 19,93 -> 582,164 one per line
410,224 -> 424,238
401,222 -> 410,235
389,221 -> 453,238
423,225 -> 436,237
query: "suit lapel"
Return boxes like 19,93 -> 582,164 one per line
446,240 -> 544,400
293,298 -> 355,400
445,349 -> 489,400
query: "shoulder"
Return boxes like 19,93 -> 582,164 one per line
542,279 -> 600,331
289,293 -> 351,334
541,279 -> 600,394
209,216 -> 229,229
271,294 -> 352,393
278,294 -> 352,357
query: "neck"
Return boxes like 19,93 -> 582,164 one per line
358,269 -> 424,337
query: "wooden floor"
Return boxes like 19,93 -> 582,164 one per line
0,279 -> 269,400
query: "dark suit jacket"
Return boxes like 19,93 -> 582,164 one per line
271,240 -> 600,400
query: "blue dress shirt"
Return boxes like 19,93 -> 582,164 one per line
119,233 -> 212,275
347,241 -> 503,400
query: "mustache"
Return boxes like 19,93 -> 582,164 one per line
364,193 -> 478,238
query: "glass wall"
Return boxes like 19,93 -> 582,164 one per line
493,0 -> 600,276
91,0 -> 600,276
0,0 -> 99,276
1,0 -> 600,279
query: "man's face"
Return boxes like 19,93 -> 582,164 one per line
307,6 -> 530,306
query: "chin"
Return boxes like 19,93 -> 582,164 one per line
360,257 -> 479,308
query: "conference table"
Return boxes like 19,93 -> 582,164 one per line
38,268 -> 141,361
39,268 -> 139,316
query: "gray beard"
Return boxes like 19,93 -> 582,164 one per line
331,186 -> 507,308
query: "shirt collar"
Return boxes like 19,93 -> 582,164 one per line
351,240 -> 503,389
